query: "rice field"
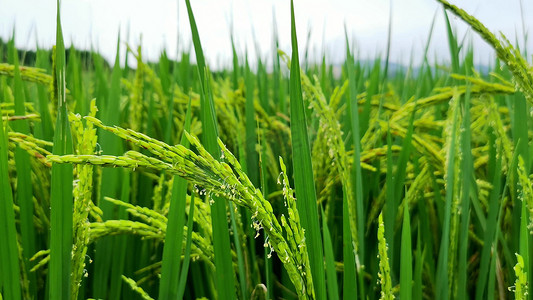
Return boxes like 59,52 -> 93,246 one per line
1,0 -> 533,299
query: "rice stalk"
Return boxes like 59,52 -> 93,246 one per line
437,0 -> 533,103
0,63 -> 54,87
122,275 -> 154,300
400,204 -> 412,300
2,1 -> 532,298
511,254 -> 528,300
70,100 -> 98,299
377,212 -> 394,300
47,115 -> 315,298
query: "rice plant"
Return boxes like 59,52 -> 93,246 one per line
0,0 -> 532,299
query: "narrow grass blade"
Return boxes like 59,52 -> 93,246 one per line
184,1 -> 236,298
519,199 -> 530,300
435,92 -> 460,300
0,78 -> 21,300
256,58 -> 270,115
289,1 -> 326,298
486,249 -> 497,300
497,148 -> 519,293
475,140 -> 504,299
183,0 -> 205,79
67,45 -> 86,116
400,204 -> 412,300
35,48 -> 54,141
484,128 -> 500,300
342,194 -> 357,300
416,9 -> 437,98
384,128 -> 395,269
393,109 -> 415,202
417,177 -> 437,289
229,200 -> 248,298
272,12 -> 285,116
176,192 -> 196,299
412,226 -> 424,300
245,58 -> 259,186
512,93 -> 530,297
227,55 -> 257,298
457,88 -> 472,300
92,36 -> 123,299
108,170 -> 131,299
361,62 -> 379,134
387,107 -> 415,275
381,0 -> 393,82
159,97 -> 193,300
322,208 -> 339,300
49,1 -> 74,299
230,28 -> 240,90
345,32 -> 365,299
162,54 -> 175,145
10,39 -> 36,296
443,9 -> 460,74
235,99 -> 259,297
91,52 -> 109,110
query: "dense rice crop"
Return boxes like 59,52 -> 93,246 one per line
1,0 -> 532,299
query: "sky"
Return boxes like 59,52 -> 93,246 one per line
1,0 -> 532,69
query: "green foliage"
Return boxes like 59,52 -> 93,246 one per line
289,1 -> 326,298
400,205 -> 412,300
1,1 -> 533,299
159,98 -> 193,300
48,2 -> 74,299
0,63 -> 21,300
184,0 -> 236,298
513,254 -> 528,300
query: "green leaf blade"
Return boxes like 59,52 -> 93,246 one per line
184,1 -> 236,298
49,2 -> 74,299
400,205 -> 412,300
289,1 -> 326,298
159,98 -> 193,300
0,81 -> 22,300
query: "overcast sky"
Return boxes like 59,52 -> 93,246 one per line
1,0 -> 532,69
